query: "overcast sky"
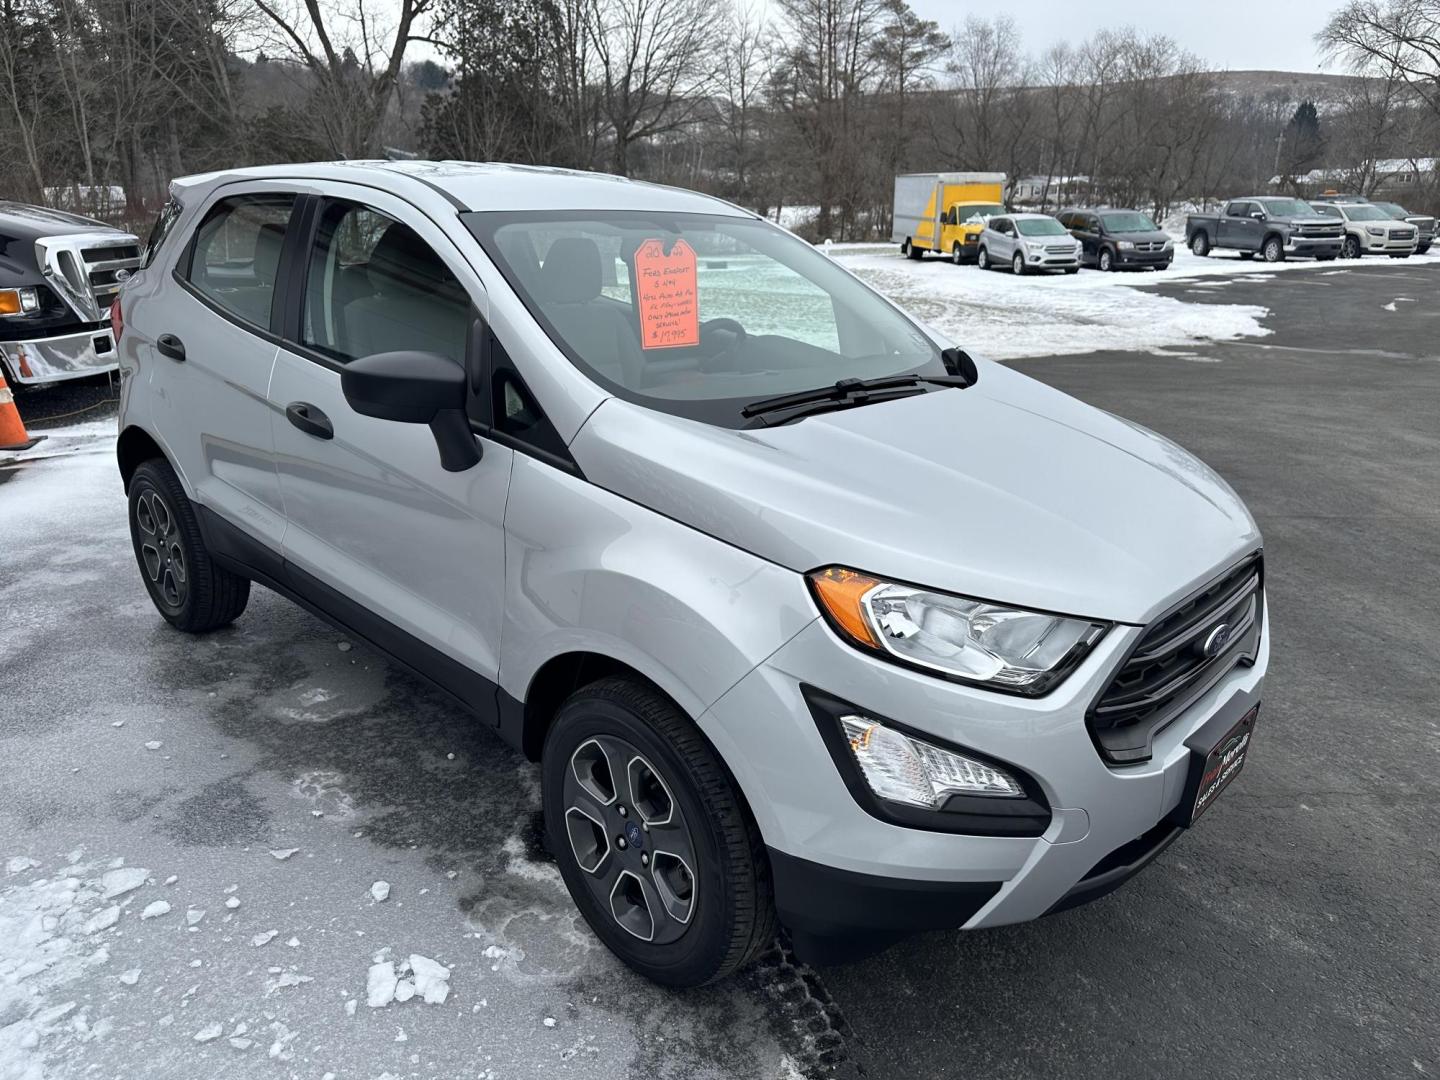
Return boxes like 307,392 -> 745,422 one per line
902,0 -> 1345,74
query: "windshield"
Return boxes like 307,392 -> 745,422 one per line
1372,202 -> 1407,217
1309,204 -> 1342,218
959,203 -> 1004,222
465,211 -> 942,426
1256,198 -> 1314,216
1015,218 -> 1067,237
1099,211 -> 1158,232
1344,205 -> 1390,222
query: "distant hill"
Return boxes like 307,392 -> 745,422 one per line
1205,69 -> 1362,102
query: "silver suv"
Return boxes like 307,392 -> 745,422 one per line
114,162 -> 1268,985
977,213 -> 1082,274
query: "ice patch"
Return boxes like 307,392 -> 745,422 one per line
82,906 -> 120,935
143,741 -> 162,751
366,961 -> 399,1007
251,929 -> 278,947
118,968 -> 141,985
140,900 -> 171,920
193,1022 -> 223,1042
370,881 -> 390,903
1383,301 -> 1398,311
5,857 -> 40,874
185,908 -> 205,926
269,848 -> 300,861
100,867 -> 148,898
225,897 -> 241,909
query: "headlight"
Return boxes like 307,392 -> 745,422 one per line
0,287 -> 39,317
1025,241 -> 1045,251
1366,226 -> 1386,237
1117,240 -> 1135,250
1162,238 -> 1174,249
809,568 -> 1107,695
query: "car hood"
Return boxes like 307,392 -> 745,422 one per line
571,362 -> 1260,624
1286,216 -> 1342,227
1109,229 -> 1171,244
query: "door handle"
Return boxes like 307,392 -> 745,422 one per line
286,401 -> 333,440
157,333 -> 186,362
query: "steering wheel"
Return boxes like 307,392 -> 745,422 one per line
699,318 -> 748,372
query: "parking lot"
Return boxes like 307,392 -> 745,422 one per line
2,259 -> 1437,1079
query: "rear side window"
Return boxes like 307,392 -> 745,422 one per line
184,194 -> 296,328
300,200 -> 469,365
1227,202 -> 1253,218
141,199 -> 183,270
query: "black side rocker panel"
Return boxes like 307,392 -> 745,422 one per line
196,505 -> 511,737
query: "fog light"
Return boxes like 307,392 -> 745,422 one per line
839,715 -> 1023,809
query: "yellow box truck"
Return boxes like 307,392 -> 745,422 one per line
892,172 -> 1006,264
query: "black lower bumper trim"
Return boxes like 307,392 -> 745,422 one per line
769,847 -> 1000,964
1043,819 -> 1183,917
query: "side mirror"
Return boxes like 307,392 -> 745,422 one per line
341,350 -> 481,472
1250,210 -> 1266,221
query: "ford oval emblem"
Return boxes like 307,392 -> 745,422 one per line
114,268 -> 131,283
1201,623 -> 1233,659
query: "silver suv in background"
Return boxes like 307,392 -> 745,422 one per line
976,213 -> 1081,274
1308,201 -> 1418,258
114,161 -> 1267,985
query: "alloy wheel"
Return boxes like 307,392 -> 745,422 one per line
563,735 -> 698,944
135,488 -> 188,609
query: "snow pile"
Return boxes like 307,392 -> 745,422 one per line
835,248 -> 1272,360
365,954 -> 452,1007
0,856 -> 144,1078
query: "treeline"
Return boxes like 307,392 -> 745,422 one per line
3,0 -> 1440,236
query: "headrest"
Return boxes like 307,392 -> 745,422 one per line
369,222 -> 453,294
253,223 -> 285,284
540,237 -> 602,304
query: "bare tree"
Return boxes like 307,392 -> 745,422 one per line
585,0 -> 726,176
245,0 -> 437,157
1321,0 -> 1440,118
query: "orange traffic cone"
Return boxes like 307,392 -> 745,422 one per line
0,364 -> 43,452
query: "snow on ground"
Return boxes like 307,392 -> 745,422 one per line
828,243 -> 1440,360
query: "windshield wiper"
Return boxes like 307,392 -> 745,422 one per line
740,348 -> 978,424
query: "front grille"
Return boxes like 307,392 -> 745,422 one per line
82,242 -> 140,302
1088,554 -> 1263,765
1392,229 -> 1415,240
1045,243 -> 1074,254
1133,240 -> 1167,252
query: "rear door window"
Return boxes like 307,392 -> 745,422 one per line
184,194 -> 296,327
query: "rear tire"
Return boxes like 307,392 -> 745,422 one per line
128,458 -> 250,633
1190,232 -> 1210,257
542,677 -> 775,988
903,238 -> 922,260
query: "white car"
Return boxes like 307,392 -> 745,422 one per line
1309,201 -> 1418,258
976,213 -> 1082,274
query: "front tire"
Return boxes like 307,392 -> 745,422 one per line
952,242 -> 964,266
1012,252 -> 1026,275
542,677 -> 775,987
1098,248 -> 1115,272
1262,236 -> 1284,263
1343,235 -> 1361,259
976,246 -> 990,271
128,459 -> 250,632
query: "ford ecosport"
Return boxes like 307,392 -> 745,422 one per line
114,161 -> 1267,986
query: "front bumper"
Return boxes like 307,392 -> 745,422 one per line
1116,249 -> 1173,267
1286,237 -> 1343,256
1361,235 -> 1417,253
701,594 -> 1269,950
0,326 -> 118,385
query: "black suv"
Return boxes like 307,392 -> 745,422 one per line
1056,207 -> 1173,271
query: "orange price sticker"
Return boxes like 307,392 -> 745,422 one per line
634,238 -> 699,350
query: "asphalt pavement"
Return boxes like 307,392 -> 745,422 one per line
2,259 -> 1436,1079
